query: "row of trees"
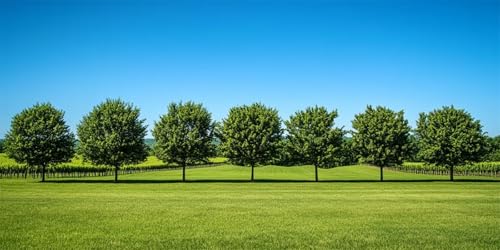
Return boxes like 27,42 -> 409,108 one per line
3,99 -> 490,182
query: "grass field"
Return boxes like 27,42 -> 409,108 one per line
1,165 -> 499,249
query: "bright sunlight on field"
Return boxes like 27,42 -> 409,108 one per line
1,165 -> 499,249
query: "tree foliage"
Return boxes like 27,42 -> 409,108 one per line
4,103 -> 75,181
153,101 -> 215,181
270,138 -> 297,166
483,136 -> 500,161
285,106 -> 343,181
404,133 -> 421,162
219,103 -> 281,180
337,137 -> 358,166
416,106 -> 487,181
352,106 -> 410,181
77,99 -> 148,182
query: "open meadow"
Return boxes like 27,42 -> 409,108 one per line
1,165 -> 499,249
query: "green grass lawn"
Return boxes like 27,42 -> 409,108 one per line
1,165 -> 499,249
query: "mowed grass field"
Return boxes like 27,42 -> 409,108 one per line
1,165 -> 499,249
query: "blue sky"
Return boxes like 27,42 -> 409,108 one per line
1,0 -> 499,137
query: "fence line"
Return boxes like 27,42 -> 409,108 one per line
387,166 -> 499,178
2,163 -> 499,179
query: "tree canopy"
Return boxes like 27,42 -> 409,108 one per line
416,106 -> 487,181
77,99 -> 148,182
4,103 -> 75,181
153,101 -> 215,181
352,105 -> 410,181
285,106 -> 344,181
219,103 -> 281,181
483,136 -> 500,162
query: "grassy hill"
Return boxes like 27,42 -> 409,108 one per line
0,165 -> 499,249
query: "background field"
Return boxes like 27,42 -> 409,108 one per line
0,153 -> 228,167
0,153 -> 229,178
1,165 -> 499,249
1,152 -> 498,179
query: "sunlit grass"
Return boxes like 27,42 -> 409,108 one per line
0,165 -> 498,249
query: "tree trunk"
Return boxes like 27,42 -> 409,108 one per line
251,164 -> 254,182
315,164 -> 318,182
380,167 -> 384,182
42,165 -> 46,182
182,164 -> 186,182
114,166 -> 118,183
450,166 -> 454,181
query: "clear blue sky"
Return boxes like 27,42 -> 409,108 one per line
1,0 -> 499,137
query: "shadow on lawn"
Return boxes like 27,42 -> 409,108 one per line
44,179 -> 500,184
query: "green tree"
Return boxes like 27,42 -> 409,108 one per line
352,105 -> 410,181
0,139 -> 4,153
416,106 -> 487,181
404,133 -> 421,162
4,103 -> 75,182
271,138 -> 298,166
153,101 -> 215,181
483,136 -> 500,161
338,137 -> 358,166
285,106 -> 343,181
77,99 -> 148,182
219,103 -> 281,181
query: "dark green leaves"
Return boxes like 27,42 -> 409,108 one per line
219,103 -> 281,166
416,106 -> 487,168
285,106 -> 344,168
352,106 -> 410,167
484,136 -> 500,161
77,99 -> 148,168
153,101 -> 215,166
4,103 -> 75,167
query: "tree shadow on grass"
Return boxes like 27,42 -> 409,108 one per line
44,179 -> 500,184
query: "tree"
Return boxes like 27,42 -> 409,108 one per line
271,138 -> 298,166
219,103 -> 281,181
0,139 -> 4,153
337,137 -> 359,166
77,99 -> 148,182
404,133 -> 421,162
416,106 -> 487,181
4,103 -> 75,182
483,136 -> 500,161
352,105 -> 410,181
153,101 -> 215,182
285,106 -> 343,181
